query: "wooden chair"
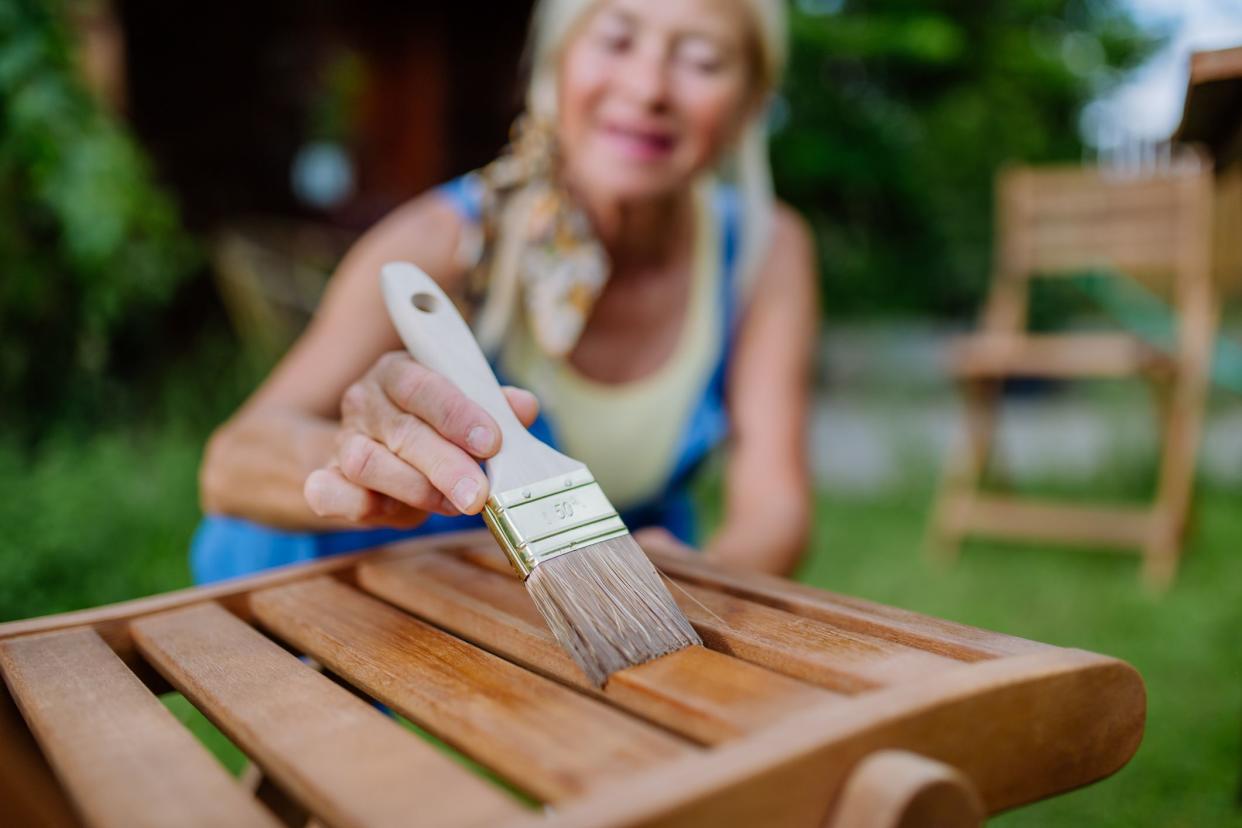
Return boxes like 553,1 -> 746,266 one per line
929,159 -> 1217,588
0,532 -> 1143,827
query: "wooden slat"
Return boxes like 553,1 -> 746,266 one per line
1023,196 -> 1177,225
250,577 -> 692,802
950,333 -> 1172,379
942,494 -> 1153,550
0,538 -> 436,689
131,603 -> 522,828
1027,239 -> 1181,278
454,542 -> 1044,663
635,548 -> 1045,662
356,553 -> 836,744
444,543 -> 969,686
0,677 -> 81,828
676,583 -> 963,693
442,545 -> 957,691
1009,167 -> 1190,213
0,628 -> 278,828
1002,166 -> 1197,280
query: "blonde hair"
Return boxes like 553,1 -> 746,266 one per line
527,0 -> 787,285
472,0 -> 787,352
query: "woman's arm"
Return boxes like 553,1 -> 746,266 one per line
705,203 -> 819,575
200,191 -> 475,529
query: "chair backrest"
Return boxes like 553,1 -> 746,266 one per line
983,160 -> 1215,333
998,162 -> 1213,284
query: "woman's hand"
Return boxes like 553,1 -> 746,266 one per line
303,352 -> 539,527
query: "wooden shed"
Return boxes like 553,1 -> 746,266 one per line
1175,44 -> 1242,295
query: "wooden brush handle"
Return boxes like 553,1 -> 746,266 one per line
380,262 -> 583,492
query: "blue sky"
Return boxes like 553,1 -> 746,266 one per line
1089,0 -> 1242,145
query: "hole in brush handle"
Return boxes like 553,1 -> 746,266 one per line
411,292 -> 438,313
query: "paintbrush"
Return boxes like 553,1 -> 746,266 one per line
380,261 -> 701,686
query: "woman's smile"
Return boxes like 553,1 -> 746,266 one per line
596,119 -> 679,162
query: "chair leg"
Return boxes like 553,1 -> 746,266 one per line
1140,517 -> 1180,591
928,380 -> 1001,565
1143,299 -> 1215,589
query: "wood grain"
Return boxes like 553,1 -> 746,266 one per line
356,552 -> 837,744
503,649 -> 1145,828
0,628 -> 278,828
0,676 -> 82,828
637,548 -> 1044,662
444,543 -> 963,692
131,602 -> 522,828
675,583 -> 962,693
250,576 -> 692,801
0,537 -> 443,690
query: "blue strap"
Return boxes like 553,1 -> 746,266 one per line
665,183 -> 742,489
436,173 -> 485,223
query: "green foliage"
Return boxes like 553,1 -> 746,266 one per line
775,0 -> 1156,316
0,0 -> 198,430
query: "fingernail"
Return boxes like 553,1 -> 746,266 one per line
467,426 -> 495,455
451,477 -> 481,511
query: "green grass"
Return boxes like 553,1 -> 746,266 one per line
1,428 -> 1240,826
800,488 -> 1242,827
0,430 -> 200,621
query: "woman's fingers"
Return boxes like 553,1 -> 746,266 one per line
324,353 -> 544,524
342,379 -> 488,515
390,420 -> 489,514
502,386 -> 540,427
304,467 -> 431,527
335,432 -> 448,514
374,353 -> 503,458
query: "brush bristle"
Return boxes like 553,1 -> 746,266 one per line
525,534 -> 701,686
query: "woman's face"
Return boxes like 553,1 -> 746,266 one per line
556,0 -> 757,202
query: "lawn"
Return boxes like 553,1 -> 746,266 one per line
1,425 -> 1239,826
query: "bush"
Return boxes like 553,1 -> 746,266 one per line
0,0 -> 199,433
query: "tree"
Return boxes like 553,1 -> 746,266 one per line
774,0 -> 1155,316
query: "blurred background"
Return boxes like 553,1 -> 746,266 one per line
2,0 -> 1242,824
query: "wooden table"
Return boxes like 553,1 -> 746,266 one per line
0,532 -> 1144,828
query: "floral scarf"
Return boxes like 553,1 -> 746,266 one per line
462,115 -> 609,358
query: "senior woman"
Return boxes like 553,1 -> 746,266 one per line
195,0 -> 818,582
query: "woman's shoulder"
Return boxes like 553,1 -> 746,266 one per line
338,181 -> 475,296
771,200 -> 814,253
758,200 -> 816,291
371,171 -> 483,243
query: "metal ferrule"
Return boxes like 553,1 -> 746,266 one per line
481,469 -> 629,579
